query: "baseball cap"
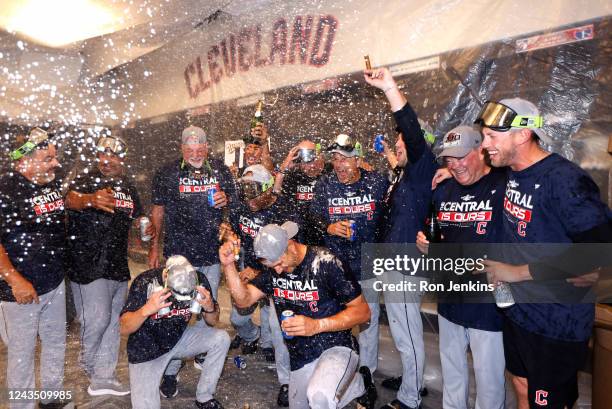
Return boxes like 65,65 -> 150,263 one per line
475,98 -> 553,145
437,125 -> 482,159
254,221 -> 299,263
326,133 -> 361,157
182,126 -> 207,145
239,164 -> 274,186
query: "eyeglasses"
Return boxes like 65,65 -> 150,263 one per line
96,136 -> 128,157
475,101 -> 542,131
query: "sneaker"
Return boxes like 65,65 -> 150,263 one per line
194,353 -> 207,370
230,334 -> 243,349
241,339 -> 258,355
38,399 -> 75,409
195,398 -> 224,408
87,379 -> 130,396
160,374 -> 179,398
381,376 -> 402,391
379,399 -> 421,409
356,366 -> 377,409
277,384 -> 289,407
262,347 -> 275,362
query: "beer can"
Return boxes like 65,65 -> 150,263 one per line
374,134 -> 385,153
140,217 -> 152,242
348,220 -> 357,242
280,310 -> 294,339
208,187 -> 217,207
234,356 -> 247,369
154,285 -> 171,316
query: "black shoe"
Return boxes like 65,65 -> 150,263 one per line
381,376 -> 402,391
194,353 -> 207,370
262,347 -> 275,362
356,366 -> 377,409
419,387 -> 428,397
277,384 -> 289,407
195,398 -> 224,409
241,339 -> 258,354
38,399 -> 75,409
230,334 -> 243,349
379,399 -> 420,409
160,374 -> 179,398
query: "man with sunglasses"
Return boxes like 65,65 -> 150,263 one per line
65,133 -> 145,396
0,128 -> 74,408
120,255 -> 229,409
219,222 -> 376,409
476,98 -> 610,409
225,164 -> 294,406
273,140 -> 329,245
415,125 -> 506,409
310,133 -> 388,388
363,67 -> 439,409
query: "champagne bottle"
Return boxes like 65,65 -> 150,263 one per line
424,202 -> 441,243
250,100 -> 264,129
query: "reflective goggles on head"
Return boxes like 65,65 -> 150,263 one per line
475,101 -> 543,131
96,136 -> 128,157
164,265 -> 199,301
9,127 -> 51,161
238,179 -> 273,200
326,134 -> 356,153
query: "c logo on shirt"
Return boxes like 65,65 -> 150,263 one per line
309,301 -> 319,312
534,390 -> 548,406
517,221 -> 527,237
476,222 -> 487,235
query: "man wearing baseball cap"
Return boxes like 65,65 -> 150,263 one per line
0,128 -> 73,408
311,132 -> 388,382
416,125 -> 506,409
148,125 -> 236,392
219,222 -> 377,408
476,98 -> 611,409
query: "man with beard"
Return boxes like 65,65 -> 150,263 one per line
0,128 -> 73,408
273,140 -> 329,246
416,126 -> 506,409
363,67 -> 439,409
65,133 -> 145,396
310,133 -> 388,391
476,98 -> 611,409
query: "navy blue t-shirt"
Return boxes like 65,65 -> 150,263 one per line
499,154 -> 609,341
0,172 -> 66,301
311,170 -> 388,281
281,169 -> 328,246
67,169 -> 143,284
250,246 -> 361,371
151,158 -> 236,266
433,168 -> 506,331
121,267 -> 216,364
229,195 -> 300,269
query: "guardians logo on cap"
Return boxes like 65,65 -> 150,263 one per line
437,125 -> 482,159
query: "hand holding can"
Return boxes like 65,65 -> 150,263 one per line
280,310 -> 295,339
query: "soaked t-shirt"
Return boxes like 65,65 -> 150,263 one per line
151,158 -> 236,266
121,267 -> 215,364
250,246 -> 361,371
67,169 -> 143,283
311,170 -> 388,280
499,154 -> 609,341
0,172 -> 66,301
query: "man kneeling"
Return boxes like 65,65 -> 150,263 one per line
219,222 -> 377,409
120,255 -> 230,409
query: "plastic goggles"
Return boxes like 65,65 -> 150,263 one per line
96,136 -> 128,157
475,101 -> 543,131
9,127 -> 51,161
238,179 -> 274,200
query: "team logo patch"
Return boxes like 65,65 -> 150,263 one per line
535,390 -> 548,406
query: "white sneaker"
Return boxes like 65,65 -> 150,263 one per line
87,379 -> 130,396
